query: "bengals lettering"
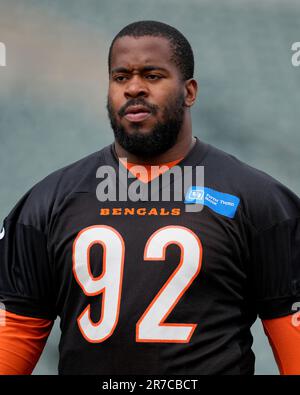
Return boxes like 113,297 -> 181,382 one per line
99,207 -> 181,216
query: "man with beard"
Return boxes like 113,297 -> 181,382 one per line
0,20 -> 300,375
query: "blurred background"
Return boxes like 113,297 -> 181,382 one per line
0,0 -> 299,375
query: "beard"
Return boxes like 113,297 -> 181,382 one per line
106,92 -> 185,158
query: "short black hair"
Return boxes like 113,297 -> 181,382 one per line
108,20 -> 194,81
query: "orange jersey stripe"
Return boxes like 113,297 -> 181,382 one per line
262,314 -> 300,375
119,157 -> 184,183
0,310 -> 53,375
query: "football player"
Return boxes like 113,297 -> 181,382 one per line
0,20 -> 299,375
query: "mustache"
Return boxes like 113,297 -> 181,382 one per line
118,99 -> 159,117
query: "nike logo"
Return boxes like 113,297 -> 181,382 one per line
0,226 -> 5,240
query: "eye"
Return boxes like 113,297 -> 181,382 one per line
113,75 -> 128,82
145,74 -> 161,80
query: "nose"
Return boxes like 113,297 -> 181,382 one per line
124,75 -> 148,99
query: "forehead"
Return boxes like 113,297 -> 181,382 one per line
110,35 -> 176,72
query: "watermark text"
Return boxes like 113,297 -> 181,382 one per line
0,42 -> 6,67
291,42 -> 300,67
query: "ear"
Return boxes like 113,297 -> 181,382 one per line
183,79 -> 198,107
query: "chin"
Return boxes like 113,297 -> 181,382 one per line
124,127 -> 154,137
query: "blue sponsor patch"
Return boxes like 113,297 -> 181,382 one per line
184,186 -> 240,219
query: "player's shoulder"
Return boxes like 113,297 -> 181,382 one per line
35,144 -> 111,193
4,144 -> 113,232
204,143 -> 300,231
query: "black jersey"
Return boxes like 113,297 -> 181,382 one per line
0,137 -> 300,375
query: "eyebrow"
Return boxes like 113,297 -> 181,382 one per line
111,65 -> 168,74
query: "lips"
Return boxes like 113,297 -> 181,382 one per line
124,105 -> 151,123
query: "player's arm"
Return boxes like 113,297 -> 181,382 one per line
0,310 -> 53,374
251,215 -> 300,374
248,180 -> 300,374
0,189 -> 57,374
262,314 -> 300,375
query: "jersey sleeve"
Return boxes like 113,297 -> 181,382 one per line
262,315 -> 300,375
0,310 -> 53,375
0,189 -> 57,320
248,180 -> 300,320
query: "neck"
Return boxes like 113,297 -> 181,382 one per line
114,130 -> 195,165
